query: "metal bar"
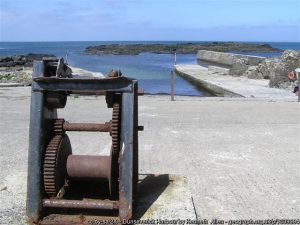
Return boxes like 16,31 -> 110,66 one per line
64,122 -> 111,132
133,83 -> 139,201
119,84 -> 135,220
32,77 -> 134,92
170,70 -> 175,101
42,199 -> 119,210
27,61 -> 58,223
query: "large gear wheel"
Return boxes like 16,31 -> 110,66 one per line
43,119 -> 72,197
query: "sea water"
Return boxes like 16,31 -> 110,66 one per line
0,41 -> 299,96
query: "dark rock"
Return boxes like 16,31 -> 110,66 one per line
85,42 -> 282,55
0,62 -> 9,67
259,44 -> 273,48
7,61 -> 17,67
12,55 -> 22,61
0,57 -> 13,63
0,53 -> 55,67
24,53 -> 55,62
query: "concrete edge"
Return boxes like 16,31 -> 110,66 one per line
0,83 -> 30,87
174,66 -> 244,98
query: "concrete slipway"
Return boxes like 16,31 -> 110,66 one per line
174,64 -> 295,99
0,87 -> 299,224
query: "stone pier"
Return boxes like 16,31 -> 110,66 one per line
197,50 -> 266,76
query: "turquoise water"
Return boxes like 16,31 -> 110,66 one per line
0,41 -> 299,96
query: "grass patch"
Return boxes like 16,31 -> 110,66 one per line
0,74 -> 15,81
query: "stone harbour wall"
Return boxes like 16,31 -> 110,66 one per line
197,50 -> 265,76
197,50 -> 300,89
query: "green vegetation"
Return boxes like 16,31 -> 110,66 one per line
0,74 -> 15,81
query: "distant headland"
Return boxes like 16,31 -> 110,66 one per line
85,42 -> 282,55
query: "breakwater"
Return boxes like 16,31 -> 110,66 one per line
197,50 -> 265,76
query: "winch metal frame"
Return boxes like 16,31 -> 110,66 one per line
26,58 -> 139,224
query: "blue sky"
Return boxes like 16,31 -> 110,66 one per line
0,0 -> 299,42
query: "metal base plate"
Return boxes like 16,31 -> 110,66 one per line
40,214 -> 119,225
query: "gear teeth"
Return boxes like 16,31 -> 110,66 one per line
43,135 -> 62,196
110,102 -> 121,197
53,119 -> 65,135
111,103 -> 120,156
43,119 -> 71,197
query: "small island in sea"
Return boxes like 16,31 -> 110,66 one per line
85,42 -> 282,55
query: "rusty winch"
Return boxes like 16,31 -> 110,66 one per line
26,57 -> 143,224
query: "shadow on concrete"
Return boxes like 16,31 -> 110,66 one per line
134,174 -> 171,219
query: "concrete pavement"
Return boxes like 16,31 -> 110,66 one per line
0,87 -> 299,224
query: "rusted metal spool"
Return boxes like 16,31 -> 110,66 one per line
66,155 -> 111,181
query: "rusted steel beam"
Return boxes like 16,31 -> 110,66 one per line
32,76 -> 133,92
42,199 -> 119,210
63,122 -> 111,132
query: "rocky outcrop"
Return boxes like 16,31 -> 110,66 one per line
0,53 -> 55,85
244,59 -> 279,79
244,66 -> 264,79
269,50 -> 300,88
85,42 -> 281,55
0,53 -> 55,67
230,58 -> 251,76
243,50 -> 300,88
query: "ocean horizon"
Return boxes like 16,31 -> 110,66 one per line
1,41 -> 299,96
